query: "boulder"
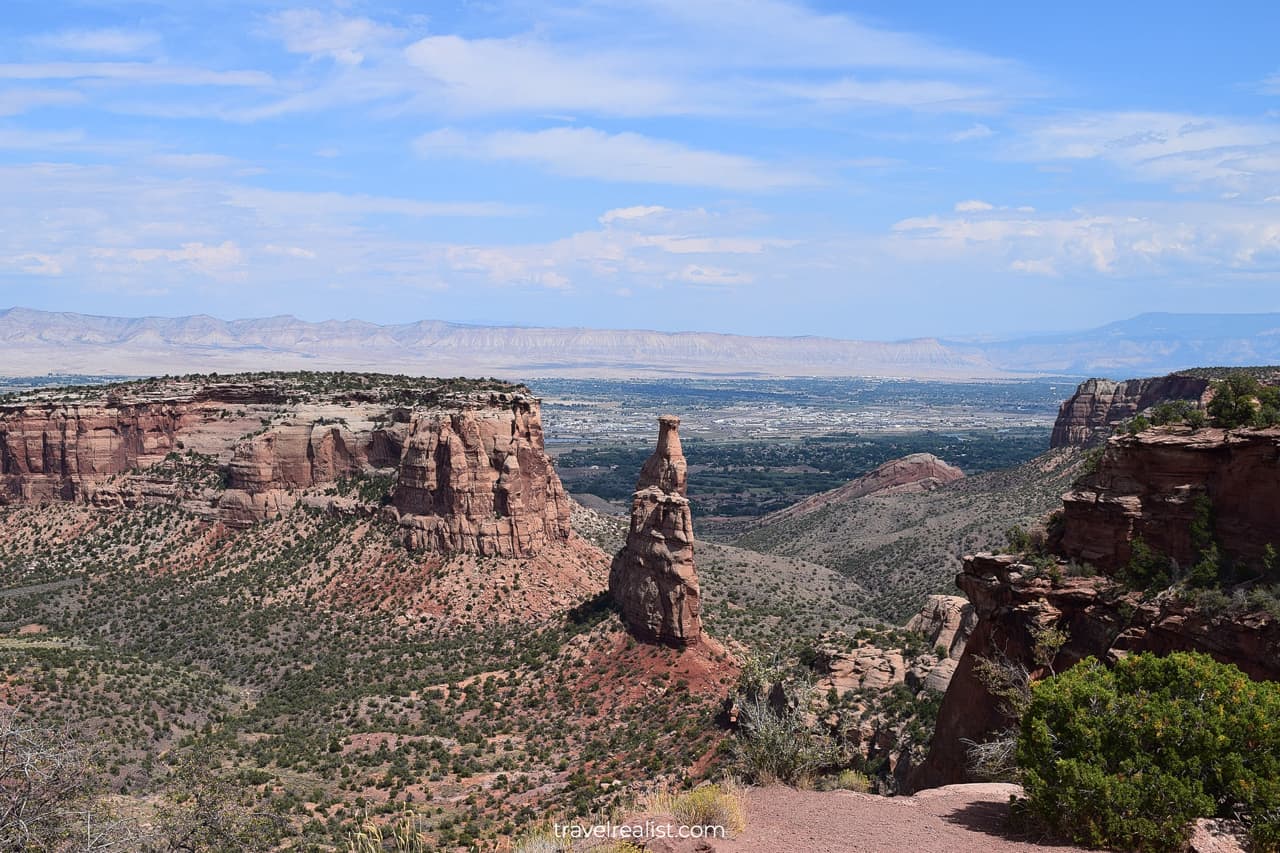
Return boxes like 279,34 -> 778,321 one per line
906,594 -> 977,660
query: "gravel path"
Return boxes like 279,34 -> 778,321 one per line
707,783 -> 1089,853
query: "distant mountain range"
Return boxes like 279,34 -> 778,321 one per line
1,307 -> 1278,380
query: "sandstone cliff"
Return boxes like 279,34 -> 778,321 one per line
386,406 -> 571,556
1049,374 -> 1211,447
609,415 -> 703,646
0,374 -> 572,558
917,424 -> 1280,790
916,552 -> 1280,790
1061,426 -> 1280,571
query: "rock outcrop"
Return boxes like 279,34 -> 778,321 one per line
917,423 -> 1280,790
385,406 -> 571,556
0,374 -> 572,558
906,594 -> 977,661
609,415 -> 703,646
1050,374 -> 1211,447
1061,426 -> 1280,571
915,552 -> 1280,790
760,453 -> 964,525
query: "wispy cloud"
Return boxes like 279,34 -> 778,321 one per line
632,0 -> 1011,72
770,77 -> 1001,112
30,28 -> 161,56
950,122 -> 995,142
237,3 -> 1026,121
1017,111 -> 1280,196
891,201 -> 1280,276
416,127 -> 818,190
0,62 -> 272,87
403,36 -> 683,116
0,88 -> 84,116
0,162 -> 528,294
266,9 -> 407,67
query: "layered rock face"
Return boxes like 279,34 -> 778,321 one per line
917,425 -> 1280,790
0,376 -> 572,558
761,453 -> 963,525
385,406 -> 571,556
1050,374 -> 1211,447
915,552 -> 1280,790
0,403 -> 193,502
609,416 -> 703,646
1061,427 -> 1280,571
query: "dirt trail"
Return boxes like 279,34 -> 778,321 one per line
706,784 -> 1089,853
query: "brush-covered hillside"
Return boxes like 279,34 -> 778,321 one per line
731,449 -> 1085,620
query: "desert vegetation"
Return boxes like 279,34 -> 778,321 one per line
0,501 -> 734,849
1016,652 -> 1280,851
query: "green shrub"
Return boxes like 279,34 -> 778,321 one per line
1208,372 -> 1280,428
830,769 -> 871,792
1017,652 -> 1280,852
731,689 -> 836,785
1150,399 -> 1194,426
1119,536 -> 1173,591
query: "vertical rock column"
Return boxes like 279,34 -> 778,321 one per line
609,415 -> 703,646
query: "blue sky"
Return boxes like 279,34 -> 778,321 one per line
2,0 -> 1279,339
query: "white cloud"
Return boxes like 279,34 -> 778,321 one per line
635,0 -> 1010,73
0,128 -> 86,149
267,10 -> 406,67
404,35 -> 682,116
0,162 -> 529,295
232,2 -> 1026,121
416,126 -> 817,191
0,62 -> 272,87
1018,111 -> 1280,196
1009,258 -> 1058,276
92,241 -> 245,275
0,88 -> 83,116
891,202 -> 1280,277
600,206 -> 670,224
146,153 -> 238,170
775,77 -> 999,111
954,199 -> 994,212
222,187 -> 524,220
3,252 -> 64,276
950,123 -> 995,142
264,245 -> 318,260
31,28 -> 161,56
670,264 -> 753,286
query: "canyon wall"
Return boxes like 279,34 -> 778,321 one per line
916,552 -> 1280,790
1061,427 -> 1280,571
916,424 -> 1280,791
385,406 -> 571,556
0,377 -> 572,558
1050,374 -> 1211,447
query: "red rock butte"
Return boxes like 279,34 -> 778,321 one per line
609,414 -> 704,646
0,374 -> 572,558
